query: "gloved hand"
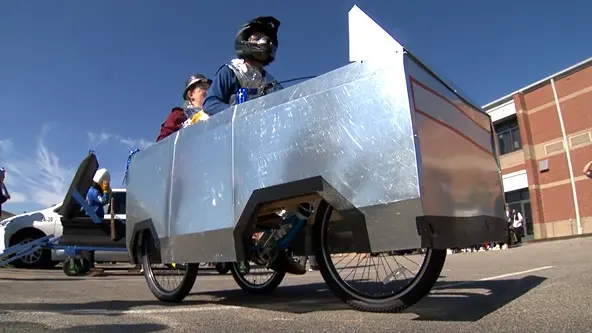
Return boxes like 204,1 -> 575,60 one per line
189,110 -> 209,125
181,110 -> 210,128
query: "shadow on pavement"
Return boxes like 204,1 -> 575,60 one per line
409,275 -> 546,321
192,282 -> 348,313
0,322 -> 167,333
0,275 -> 546,320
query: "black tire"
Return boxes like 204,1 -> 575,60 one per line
230,261 -> 285,295
62,256 -> 90,276
141,235 -> 199,303
215,262 -> 231,274
79,257 -> 92,275
9,229 -> 53,269
312,201 -> 446,313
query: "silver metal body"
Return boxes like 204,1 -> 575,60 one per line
126,53 -> 506,264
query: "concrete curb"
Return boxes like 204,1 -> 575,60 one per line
523,233 -> 592,244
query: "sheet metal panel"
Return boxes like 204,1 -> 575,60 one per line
404,56 -> 505,219
125,133 -> 177,242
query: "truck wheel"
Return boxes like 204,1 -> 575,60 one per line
9,230 -> 54,269
140,235 -> 198,303
312,200 -> 446,313
230,261 -> 285,295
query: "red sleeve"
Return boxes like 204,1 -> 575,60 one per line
157,108 -> 187,142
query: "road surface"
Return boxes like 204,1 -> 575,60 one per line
0,237 -> 590,332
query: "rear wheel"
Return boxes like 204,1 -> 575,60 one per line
312,201 -> 446,313
230,261 -> 285,295
141,234 -> 199,302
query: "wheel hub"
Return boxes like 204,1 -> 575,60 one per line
19,238 -> 42,264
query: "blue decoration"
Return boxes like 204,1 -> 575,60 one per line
122,148 -> 141,185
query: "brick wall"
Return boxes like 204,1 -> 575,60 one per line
512,63 -> 592,238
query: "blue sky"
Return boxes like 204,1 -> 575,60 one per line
1,0 -> 591,213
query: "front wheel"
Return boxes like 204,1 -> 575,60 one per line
230,261 -> 286,295
141,235 -> 199,303
312,201 -> 446,313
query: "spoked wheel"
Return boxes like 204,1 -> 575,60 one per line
141,235 -> 199,302
230,261 -> 286,295
164,263 -> 188,270
312,201 -> 446,313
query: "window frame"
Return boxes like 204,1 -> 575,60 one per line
494,116 -> 522,155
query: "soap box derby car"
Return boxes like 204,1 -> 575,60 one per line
123,53 -> 507,313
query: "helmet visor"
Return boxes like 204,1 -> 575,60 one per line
247,33 -> 277,58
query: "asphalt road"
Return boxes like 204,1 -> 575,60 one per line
0,237 -> 591,333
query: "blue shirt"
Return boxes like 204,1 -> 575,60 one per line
86,186 -> 108,221
203,65 -> 241,116
202,65 -> 283,116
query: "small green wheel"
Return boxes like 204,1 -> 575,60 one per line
62,256 -> 90,277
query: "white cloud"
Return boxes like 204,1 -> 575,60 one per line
87,132 -> 152,150
0,125 -> 74,208
6,191 -> 26,203
0,128 -> 151,210
0,139 -> 13,155
86,132 -> 111,147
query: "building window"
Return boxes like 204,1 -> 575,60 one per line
495,116 -> 522,155
505,188 -> 529,203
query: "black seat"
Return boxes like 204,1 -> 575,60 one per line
57,152 -> 126,248
60,219 -> 127,248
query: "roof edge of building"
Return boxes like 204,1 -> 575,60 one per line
483,56 -> 592,110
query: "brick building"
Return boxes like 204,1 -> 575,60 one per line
483,57 -> 592,240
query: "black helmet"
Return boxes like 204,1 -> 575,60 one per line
183,73 -> 212,100
235,16 -> 280,66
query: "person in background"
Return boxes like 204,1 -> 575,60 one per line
156,73 -> 212,142
202,16 -> 282,116
83,168 -> 111,277
511,208 -> 524,245
497,205 -> 510,249
0,167 -> 10,212
583,161 -> 592,179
